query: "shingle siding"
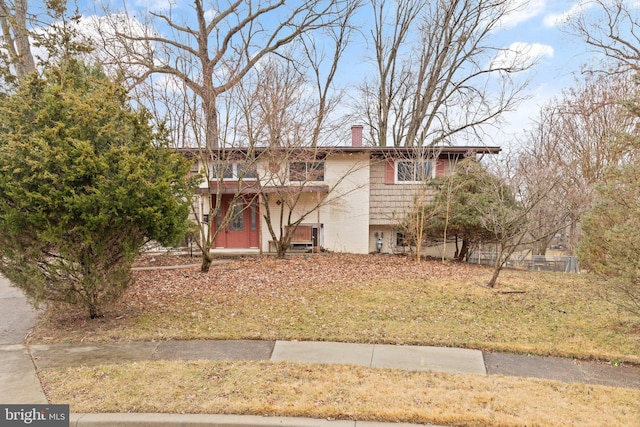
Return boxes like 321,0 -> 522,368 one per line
369,156 -> 445,226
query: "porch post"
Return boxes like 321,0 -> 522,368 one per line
316,191 -> 321,252
258,193 -> 263,254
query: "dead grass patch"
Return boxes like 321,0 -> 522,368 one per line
40,360 -> 640,427
29,254 -> 640,362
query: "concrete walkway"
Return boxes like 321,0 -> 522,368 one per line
24,339 -> 640,389
29,340 -> 487,375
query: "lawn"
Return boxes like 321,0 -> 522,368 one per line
29,253 -> 640,363
31,253 -> 640,426
39,360 -> 640,427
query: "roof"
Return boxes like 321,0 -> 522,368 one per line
177,145 -> 501,159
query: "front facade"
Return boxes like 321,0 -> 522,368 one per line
186,128 -> 500,255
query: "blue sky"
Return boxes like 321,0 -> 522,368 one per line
477,0 -> 618,148
67,0 -> 624,148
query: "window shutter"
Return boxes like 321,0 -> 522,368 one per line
436,159 -> 446,177
385,159 -> 395,184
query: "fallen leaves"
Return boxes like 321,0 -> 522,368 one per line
129,254 -> 489,308
26,253 -> 640,364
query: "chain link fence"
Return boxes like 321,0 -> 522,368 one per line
468,251 -> 579,273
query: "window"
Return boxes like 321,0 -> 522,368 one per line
396,160 -> 433,182
237,162 -> 257,179
211,162 -> 257,180
289,161 -> 325,181
396,232 -> 407,246
212,162 -> 232,180
229,201 -> 244,231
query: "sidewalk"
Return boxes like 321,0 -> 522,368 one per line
3,338 -> 640,426
22,339 -> 640,390
3,340 -> 640,426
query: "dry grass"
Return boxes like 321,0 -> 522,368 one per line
40,360 -> 640,427
33,254 -> 640,425
29,254 -> 639,363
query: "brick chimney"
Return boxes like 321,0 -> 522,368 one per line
351,125 -> 363,147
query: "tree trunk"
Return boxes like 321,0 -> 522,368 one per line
13,0 -> 34,76
487,266 -> 501,288
0,0 -> 35,78
203,91 -> 219,149
200,252 -> 212,272
487,250 -> 505,288
88,303 -> 100,319
454,235 -> 459,259
276,239 -> 289,258
456,239 -> 469,262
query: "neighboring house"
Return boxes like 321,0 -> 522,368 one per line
182,126 -> 500,255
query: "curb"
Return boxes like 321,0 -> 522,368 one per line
70,413 -> 442,427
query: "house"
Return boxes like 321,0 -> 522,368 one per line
183,126 -> 500,256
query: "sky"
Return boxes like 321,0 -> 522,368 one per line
485,0 -> 604,149
63,0 -> 626,149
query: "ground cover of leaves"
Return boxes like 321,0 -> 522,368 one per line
29,253 -> 639,362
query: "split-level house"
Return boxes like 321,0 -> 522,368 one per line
183,126 -> 500,256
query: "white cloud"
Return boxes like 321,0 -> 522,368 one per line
32,13 -> 161,81
490,82 -> 559,148
499,0 -> 548,28
204,9 -> 218,22
132,0 -> 177,12
491,42 -> 554,71
543,1 -> 595,27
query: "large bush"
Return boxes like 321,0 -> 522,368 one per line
579,162 -> 640,316
0,60 -> 193,318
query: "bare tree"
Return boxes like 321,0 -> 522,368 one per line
569,0 -> 640,73
359,0 -> 533,147
518,71 -> 637,254
0,0 -> 35,82
96,0 -> 355,150
258,147 -> 364,258
237,60 -> 328,256
476,156 -> 537,288
84,1 -> 358,270
236,51 -> 365,258
475,149 -> 577,288
190,146 -> 262,271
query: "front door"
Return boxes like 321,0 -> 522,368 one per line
214,196 -> 259,248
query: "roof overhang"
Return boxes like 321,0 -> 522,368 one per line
177,145 -> 501,159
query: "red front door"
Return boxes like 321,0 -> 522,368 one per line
214,196 -> 259,248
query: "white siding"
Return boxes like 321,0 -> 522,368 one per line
259,152 -> 370,254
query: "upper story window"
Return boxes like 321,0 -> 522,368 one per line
396,160 -> 434,183
289,161 -> 325,182
211,161 -> 257,180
